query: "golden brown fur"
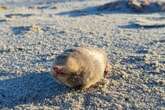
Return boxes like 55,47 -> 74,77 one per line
51,47 -> 109,89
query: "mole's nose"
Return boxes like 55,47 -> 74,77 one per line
52,65 -> 64,75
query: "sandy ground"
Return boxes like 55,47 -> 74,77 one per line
0,0 -> 165,109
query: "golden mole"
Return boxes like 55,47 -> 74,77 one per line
51,47 -> 110,89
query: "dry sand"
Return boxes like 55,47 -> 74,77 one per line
0,0 -> 164,109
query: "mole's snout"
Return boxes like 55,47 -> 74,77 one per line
52,65 -> 65,75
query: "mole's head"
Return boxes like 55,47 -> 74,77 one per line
51,55 -> 82,87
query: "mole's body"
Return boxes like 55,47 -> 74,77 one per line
51,47 -> 110,89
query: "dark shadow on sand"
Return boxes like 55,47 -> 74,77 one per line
57,1 -> 130,17
0,19 -> 7,22
57,1 -> 165,17
11,26 -> 31,35
5,13 -> 33,18
119,23 -> 165,29
0,72 -> 69,108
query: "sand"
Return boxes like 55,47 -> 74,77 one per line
0,0 -> 164,109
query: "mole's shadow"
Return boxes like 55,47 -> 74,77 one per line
0,72 -> 69,108
57,1 -> 164,17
